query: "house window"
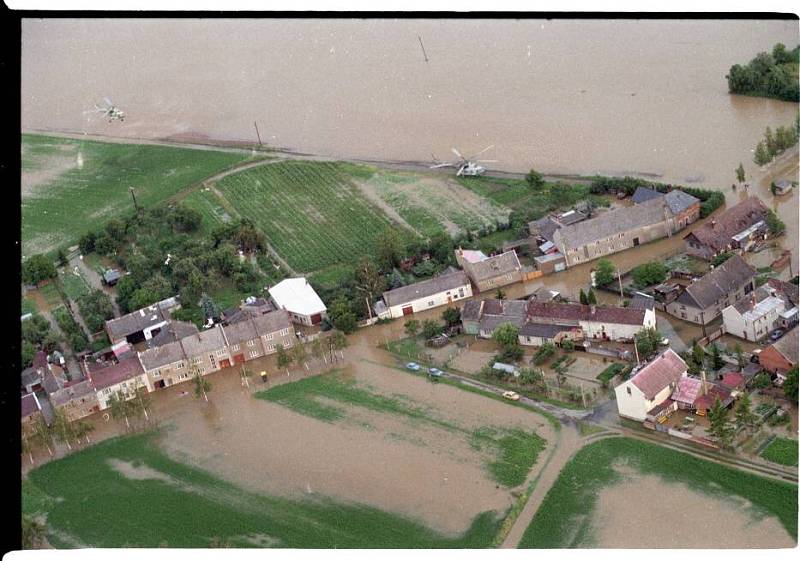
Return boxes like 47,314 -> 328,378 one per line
231,344 -> 240,352
279,328 -> 289,336
428,300 -> 435,307
458,288 -> 464,297
626,387 -> 632,395
266,343 -> 275,352
209,355 -> 217,369
265,333 -> 274,341
175,361 -> 185,369
215,349 -> 226,357
283,340 -> 291,348
249,350 -> 259,358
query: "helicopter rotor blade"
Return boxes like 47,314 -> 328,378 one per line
475,159 -> 498,163
430,162 -> 455,169
103,97 -> 114,107
451,147 -> 465,160
469,144 -> 495,160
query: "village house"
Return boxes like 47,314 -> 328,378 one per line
526,301 -> 656,342
669,369 -> 734,417
180,326 -> 230,377
379,269 -> 472,319
138,339 -> 189,390
614,348 -> 688,422
105,296 -> 180,345
722,285 -> 788,342
268,277 -> 327,326
455,248 -> 523,292
21,392 -> 42,429
758,325 -> 798,377
221,309 -> 295,364
665,254 -> 756,325
474,299 -> 528,338
552,193 -> 699,268
460,300 -> 484,335
48,379 -> 99,422
683,196 -> 769,261
518,322 -> 582,347
87,356 -> 153,410
766,278 -> 799,329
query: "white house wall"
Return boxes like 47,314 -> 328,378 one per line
387,284 -> 472,319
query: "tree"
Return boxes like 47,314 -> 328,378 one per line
276,346 -> 292,369
587,288 -> 597,305
72,419 -> 95,445
532,342 -> 557,365
631,262 -> 669,288
56,247 -> 69,267
108,391 -> 134,429
783,365 -> 798,404
594,259 -> 615,287
441,307 -> 461,328
421,319 -> 443,339
376,228 -> 404,271
329,330 -> 348,350
733,343 -> 746,371
22,254 -> 57,286
388,268 -> 406,290
310,338 -> 323,361
561,339 -> 575,352
525,168 -> 544,189
169,205 -> 203,233
492,322 -> 520,349
752,372 -> 772,389
708,343 -> 725,370
428,231 -> 455,264
32,414 -> 54,456
735,162 -> 746,184
754,140 -> 771,166
691,343 -> 706,371
21,340 -> 36,368
707,397 -> 734,450
764,126 -> 778,156
635,328 -> 663,359
292,343 -> 308,367
765,209 -> 786,236
78,231 -> 97,255
329,297 -> 357,334
354,257 -> 387,309
77,290 -> 115,333
132,383 -> 152,422
712,252 -> 733,267
200,293 -> 221,322
192,367 -> 211,402
579,288 -> 588,305
51,408 -> 75,451
734,393 -> 756,432
404,319 -> 420,337
495,288 -> 506,300
22,514 -> 46,549
240,365 -> 252,388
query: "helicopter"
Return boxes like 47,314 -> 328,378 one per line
84,98 -> 125,122
430,145 -> 497,177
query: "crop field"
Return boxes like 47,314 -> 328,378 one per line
22,432 -> 499,548
761,437 -> 799,467
21,134 -> 252,256
214,161 -> 409,272
354,168 -> 510,237
255,371 -> 546,487
518,437 -> 797,548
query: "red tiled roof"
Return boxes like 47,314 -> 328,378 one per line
671,376 -> 702,405
527,301 -> 646,326
720,372 -> 745,389
89,357 -> 144,391
630,349 -> 687,400
684,196 -> 768,253
693,384 -> 732,411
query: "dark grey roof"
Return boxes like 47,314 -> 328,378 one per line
42,371 -> 63,395
49,379 -> 96,407
106,304 -> 168,341
632,187 -> 663,204
519,322 -> 573,338
664,190 -> 700,215
555,197 -> 673,249
460,300 -> 483,322
180,326 -> 227,357
528,216 -> 561,242
676,254 -> 756,309
21,393 -> 40,418
480,314 -> 525,333
382,270 -> 470,308
221,317 -> 260,346
138,340 -> 186,371
556,210 -> 587,226
629,293 -> 656,311
21,367 -> 42,388
251,309 -> 292,336
771,325 -> 798,364
147,321 -> 199,348
463,251 -> 521,282
103,269 -> 121,283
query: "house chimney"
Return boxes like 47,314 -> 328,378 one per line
750,291 -> 756,310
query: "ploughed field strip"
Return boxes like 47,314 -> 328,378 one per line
255,371 -> 546,488
21,134 -> 251,255
359,168 -> 510,237
518,437 -> 798,548
22,432 -> 502,548
213,161 -> 408,272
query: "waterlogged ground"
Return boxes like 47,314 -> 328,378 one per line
158,350 -> 554,536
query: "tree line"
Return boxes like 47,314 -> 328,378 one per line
726,43 -> 799,102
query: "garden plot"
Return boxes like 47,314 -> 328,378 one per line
180,187 -> 235,234
356,169 -> 511,237
21,134 -> 250,256
213,161 -> 410,272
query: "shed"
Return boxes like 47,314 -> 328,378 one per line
103,269 -> 121,286
492,362 -> 519,377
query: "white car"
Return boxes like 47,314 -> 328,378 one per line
502,390 -> 520,401
406,362 -> 421,371
660,338 -> 669,346
428,368 -> 443,378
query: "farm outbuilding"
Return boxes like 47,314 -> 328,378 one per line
381,269 -> 472,319
268,277 -> 327,326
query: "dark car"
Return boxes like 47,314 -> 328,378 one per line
769,329 -> 785,342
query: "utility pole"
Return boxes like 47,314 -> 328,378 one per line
365,296 -> 372,321
617,269 -> 624,300
253,121 -> 262,146
417,35 -> 429,63
700,311 -> 707,339
129,187 -> 140,213
633,337 -> 640,366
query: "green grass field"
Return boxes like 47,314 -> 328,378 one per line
214,161 -> 411,272
21,134 -> 252,256
761,437 -> 799,467
518,437 -> 798,548
255,371 -> 545,487
23,431 -> 502,548
21,297 -> 37,316
179,188 -> 236,234
58,270 -> 91,301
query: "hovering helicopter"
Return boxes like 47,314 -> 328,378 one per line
430,145 -> 497,177
84,98 -> 125,122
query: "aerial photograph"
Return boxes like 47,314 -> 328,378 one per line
16,13 -> 799,553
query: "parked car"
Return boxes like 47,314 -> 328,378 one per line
406,362 -> 421,371
428,367 -> 443,378
660,338 -> 669,346
502,390 -> 520,401
750,349 -> 762,364
769,329 -> 785,342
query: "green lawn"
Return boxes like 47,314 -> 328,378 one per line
23,431 -> 502,548
37,282 -> 63,309
180,188 -> 236,234
214,161 -> 411,272
21,297 -> 37,316
21,134 -> 252,256
596,363 -> 626,384
518,437 -> 798,548
384,337 -> 425,359
58,270 -> 91,301
255,371 -> 545,487
761,437 -> 799,467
